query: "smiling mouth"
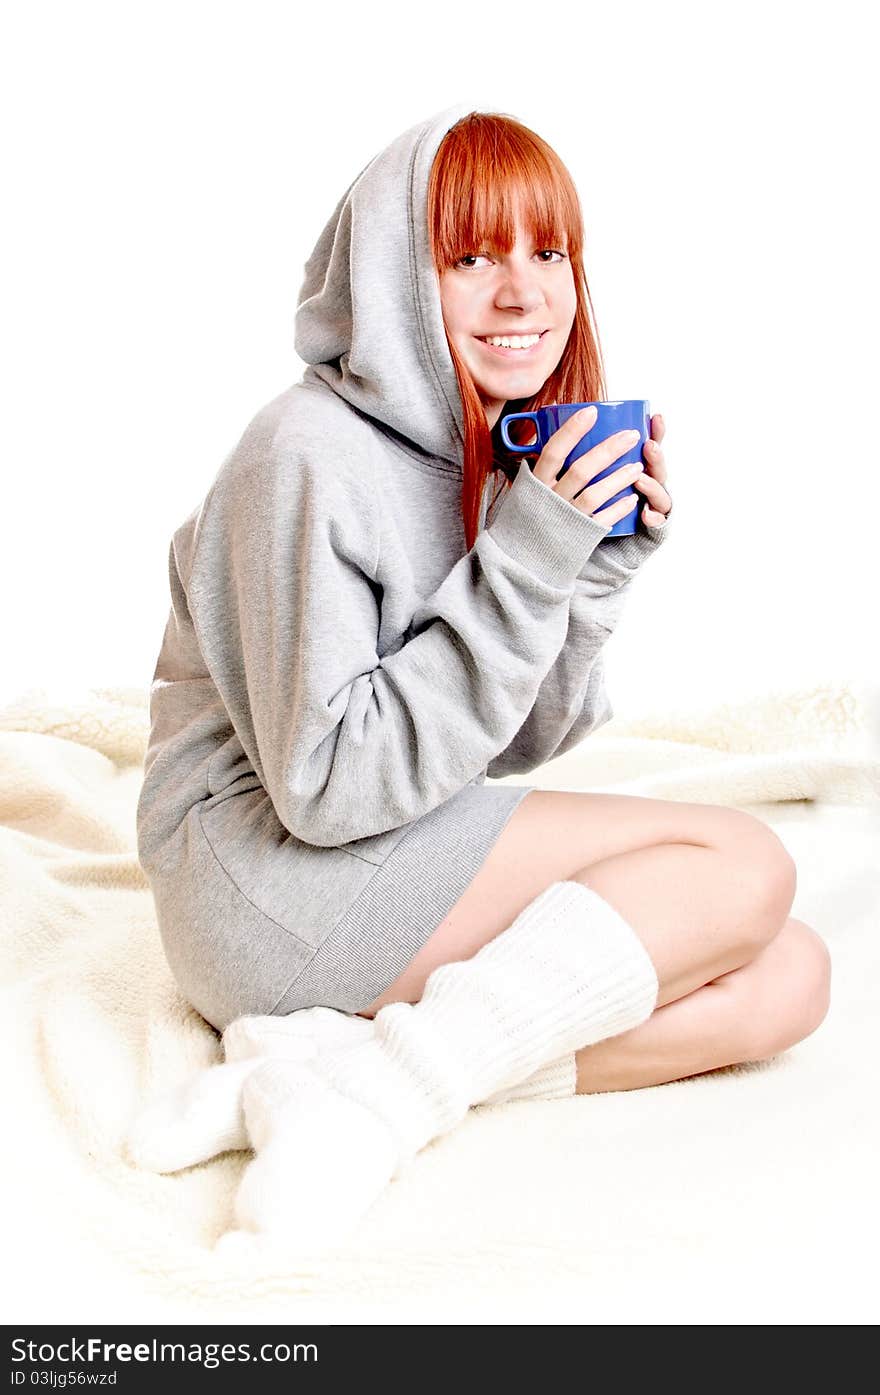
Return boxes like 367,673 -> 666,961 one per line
476,330 -> 549,357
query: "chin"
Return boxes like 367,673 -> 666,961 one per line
484,369 -> 546,396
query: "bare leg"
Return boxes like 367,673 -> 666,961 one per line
568,839 -> 797,1009
360,794 -> 796,1018
574,916 -> 832,1093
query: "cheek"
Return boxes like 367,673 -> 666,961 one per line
438,275 -> 468,324
440,300 -> 468,344
438,275 -> 487,340
555,270 -> 577,325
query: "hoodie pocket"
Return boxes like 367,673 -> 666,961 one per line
199,787 -> 380,937
146,805 -> 317,1033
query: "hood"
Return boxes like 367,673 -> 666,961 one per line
294,102 -> 480,468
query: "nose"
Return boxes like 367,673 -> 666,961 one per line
495,266 -> 546,317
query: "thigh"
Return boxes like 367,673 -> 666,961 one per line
358,789 -> 773,1015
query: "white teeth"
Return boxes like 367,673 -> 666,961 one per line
481,333 -> 542,349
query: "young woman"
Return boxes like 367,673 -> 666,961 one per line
132,104 -> 830,1250
354,109 -> 832,1091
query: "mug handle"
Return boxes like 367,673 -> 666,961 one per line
499,412 -> 542,453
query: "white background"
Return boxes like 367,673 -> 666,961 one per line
2,1 -> 877,715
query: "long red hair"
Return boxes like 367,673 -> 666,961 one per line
427,111 -> 609,551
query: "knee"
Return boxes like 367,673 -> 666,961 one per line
720,811 -> 798,952
752,921 -> 832,1059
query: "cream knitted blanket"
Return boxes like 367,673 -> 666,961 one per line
2,680 -> 877,1324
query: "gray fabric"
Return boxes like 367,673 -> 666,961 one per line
136,102 -> 671,1031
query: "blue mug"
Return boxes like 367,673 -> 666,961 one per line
499,399 -> 651,538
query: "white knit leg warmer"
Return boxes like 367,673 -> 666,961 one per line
482,1051 -> 578,1105
126,1010 -> 574,1179
226,1008 -> 577,1105
224,880 -> 657,1253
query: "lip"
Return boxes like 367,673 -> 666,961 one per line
475,330 -> 549,358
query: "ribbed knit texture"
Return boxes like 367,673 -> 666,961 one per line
482,1053 -> 578,1105
225,1005 -> 578,1105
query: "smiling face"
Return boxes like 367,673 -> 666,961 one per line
438,206 -> 577,431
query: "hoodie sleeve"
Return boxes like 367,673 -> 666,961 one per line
485,503 -> 673,779
483,606 -> 615,779
186,445 -> 614,848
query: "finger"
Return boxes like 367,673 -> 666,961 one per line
554,427 -> 642,504
532,406 -> 597,488
633,473 -> 672,512
588,490 -> 639,529
641,439 -> 667,482
650,413 -> 665,444
642,504 -> 669,529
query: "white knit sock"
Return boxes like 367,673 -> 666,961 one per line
225,1049 -> 575,1247
129,987 -> 576,1179
126,1005 -> 372,1173
222,1006 -> 374,1066
225,880 -> 656,1249
228,1057 -> 399,1253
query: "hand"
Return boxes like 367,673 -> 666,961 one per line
533,406 -> 648,529
633,413 -> 672,529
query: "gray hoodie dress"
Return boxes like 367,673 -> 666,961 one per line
135,102 -> 670,1032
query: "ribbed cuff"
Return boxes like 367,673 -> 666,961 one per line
486,457 -> 611,589
576,505 -> 673,583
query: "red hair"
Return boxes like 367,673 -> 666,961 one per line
427,111 -> 609,551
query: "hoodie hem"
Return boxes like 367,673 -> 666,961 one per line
269,779 -> 536,1015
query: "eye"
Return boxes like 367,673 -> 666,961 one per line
453,249 -> 568,269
